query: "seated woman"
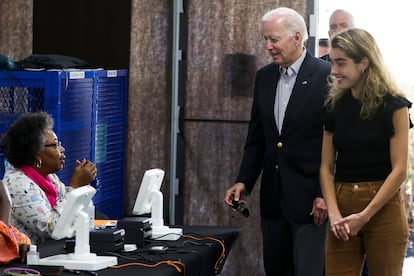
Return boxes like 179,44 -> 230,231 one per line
0,179 -> 30,264
2,111 -> 97,243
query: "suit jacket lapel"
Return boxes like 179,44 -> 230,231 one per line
282,53 -> 313,132
267,64 -> 281,135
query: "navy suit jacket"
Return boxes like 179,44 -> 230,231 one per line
236,51 -> 331,223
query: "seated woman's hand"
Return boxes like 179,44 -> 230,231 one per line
69,159 -> 97,188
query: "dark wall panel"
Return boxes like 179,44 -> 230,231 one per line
185,0 -> 306,121
125,0 -> 173,217
33,0 -> 131,69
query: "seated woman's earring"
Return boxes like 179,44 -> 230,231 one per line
36,159 -> 42,169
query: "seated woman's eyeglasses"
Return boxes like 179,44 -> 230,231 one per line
44,141 -> 62,149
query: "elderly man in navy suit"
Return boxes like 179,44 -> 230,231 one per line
225,7 -> 330,276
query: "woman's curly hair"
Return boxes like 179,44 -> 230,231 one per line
2,112 -> 54,168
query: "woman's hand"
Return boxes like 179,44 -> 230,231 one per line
329,213 -> 349,240
333,212 -> 369,239
69,159 -> 97,188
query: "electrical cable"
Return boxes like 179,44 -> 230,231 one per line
3,267 -> 40,276
181,234 -> 226,271
140,232 -> 226,273
109,260 -> 186,275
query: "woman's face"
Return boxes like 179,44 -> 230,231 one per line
39,129 -> 65,174
330,47 -> 367,93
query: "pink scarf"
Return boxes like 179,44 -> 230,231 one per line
20,165 -> 58,207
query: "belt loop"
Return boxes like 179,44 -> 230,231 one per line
335,182 -> 343,195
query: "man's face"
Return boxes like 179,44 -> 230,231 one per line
262,18 -> 302,67
328,12 -> 354,39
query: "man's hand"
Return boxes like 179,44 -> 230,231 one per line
311,197 -> 328,225
224,182 -> 246,208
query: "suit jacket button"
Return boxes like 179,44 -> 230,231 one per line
275,165 -> 279,170
277,142 -> 283,148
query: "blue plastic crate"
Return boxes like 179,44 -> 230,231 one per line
92,70 -> 127,219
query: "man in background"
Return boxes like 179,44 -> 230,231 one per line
318,38 -> 329,58
320,9 -> 355,61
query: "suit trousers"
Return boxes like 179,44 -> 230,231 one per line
261,214 -> 326,276
325,181 -> 409,276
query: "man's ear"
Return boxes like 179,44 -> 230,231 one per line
294,31 -> 302,43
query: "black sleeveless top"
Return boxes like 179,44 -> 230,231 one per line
324,92 -> 412,182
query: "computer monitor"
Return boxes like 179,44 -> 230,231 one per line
132,169 -> 182,241
39,185 -> 117,271
132,168 -> 164,216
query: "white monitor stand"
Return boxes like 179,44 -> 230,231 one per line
150,190 -> 182,241
39,211 -> 117,271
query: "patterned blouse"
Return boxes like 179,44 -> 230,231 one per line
3,166 -> 71,243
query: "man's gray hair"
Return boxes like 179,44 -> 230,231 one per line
262,7 -> 308,46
